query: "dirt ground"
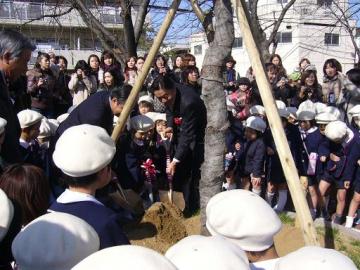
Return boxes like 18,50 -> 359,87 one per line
123,202 -> 360,267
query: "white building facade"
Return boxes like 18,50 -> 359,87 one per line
0,0 -> 136,68
190,0 -> 357,77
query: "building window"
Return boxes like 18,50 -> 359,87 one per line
277,0 -> 288,3
324,33 -> 339,46
233,37 -> 243,48
276,32 -> 292,43
194,45 -> 202,55
317,0 -> 332,6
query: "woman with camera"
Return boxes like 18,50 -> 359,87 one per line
292,69 -> 323,107
27,52 -> 56,118
68,60 -> 97,106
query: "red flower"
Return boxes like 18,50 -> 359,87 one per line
174,117 -> 183,126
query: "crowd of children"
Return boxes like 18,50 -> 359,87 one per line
0,28 -> 359,269
223,56 -> 360,230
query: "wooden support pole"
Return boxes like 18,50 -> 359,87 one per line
111,0 -> 182,142
232,0 -> 319,246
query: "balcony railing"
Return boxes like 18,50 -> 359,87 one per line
0,1 -> 122,24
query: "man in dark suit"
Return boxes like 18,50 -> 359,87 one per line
0,30 -> 35,164
149,74 -> 207,214
56,85 -> 131,138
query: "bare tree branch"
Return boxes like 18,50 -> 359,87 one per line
189,0 -> 215,43
265,0 -> 296,47
71,0 -> 126,64
23,6 -> 73,26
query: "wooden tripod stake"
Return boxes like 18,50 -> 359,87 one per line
111,0 -> 182,141
232,0 -> 319,246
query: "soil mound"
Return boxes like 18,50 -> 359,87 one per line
142,202 -> 187,244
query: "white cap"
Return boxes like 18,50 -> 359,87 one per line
323,106 -> 341,120
275,100 -> 286,110
314,102 -> 327,114
12,212 -> 100,270
206,189 -> 282,252
48,119 -> 60,135
72,245 -> 178,270
57,113 -> 69,123
0,188 -> 14,241
53,124 -> 116,177
38,118 -> 52,139
146,112 -> 167,123
324,121 -> 348,142
278,108 -> 290,118
297,100 -> 316,120
0,117 -> 7,134
165,235 -> 249,270
249,105 -> 266,116
275,246 -> 357,270
245,116 -> 267,133
348,104 -> 360,117
138,95 -> 154,105
315,112 -> 338,125
287,107 -> 297,119
17,109 -> 43,128
130,115 -> 154,132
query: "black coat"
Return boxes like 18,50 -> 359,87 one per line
166,84 -> 207,189
240,137 -> 266,178
56,91 -> 113,138
0,71 -> 22,163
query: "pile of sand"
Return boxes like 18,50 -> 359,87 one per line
124,202 -> 188,253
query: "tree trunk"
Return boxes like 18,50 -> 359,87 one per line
120,0 -> 137,57
200,0 -> 234,233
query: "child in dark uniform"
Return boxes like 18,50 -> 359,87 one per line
50,124 -> 130,249
320,121 -> 360,225
17,109 -> 43,168
266,108 -> 303,212
297,101 -> 323,219
346,105 -> 360,228
239,116 -> 267,195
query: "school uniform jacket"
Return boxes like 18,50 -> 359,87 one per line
241,137 -> 266,178
299,127 -> 323,176
50,189 -> 130,249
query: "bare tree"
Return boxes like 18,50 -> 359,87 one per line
191,0 -> 234,232
328,1 -> 360,64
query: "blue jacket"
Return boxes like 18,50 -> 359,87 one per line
241,137 -> 266,178
50,201 -> 130,249
299,127 -> 323,176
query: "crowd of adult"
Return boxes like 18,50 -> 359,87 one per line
0,29 -> 359,270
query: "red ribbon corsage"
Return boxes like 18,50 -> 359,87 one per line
174,117 -> 183,126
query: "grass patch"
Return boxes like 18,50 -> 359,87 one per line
316,226 -> 340,241
278,213 -> 295,226
350,239 -> 360,248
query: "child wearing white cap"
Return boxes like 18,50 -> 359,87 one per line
297,100 -> 324,219
239,116 -> 267,195
266,107 -> 303,212
17,109 -> 43,167
73,245 -> 177,270
206,190 -> 282,270
275,246 -> 357,270
138,95 -> 154,115
165,235 -> 249,270
0,117 -> 7,170
12,212 -> 100,270
49,124 -> 130,248
115,115 -> 155,197
146,112 -> 174,191
320,121 -> 360,225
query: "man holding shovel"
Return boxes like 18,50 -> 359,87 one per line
150,74 -> 207,216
